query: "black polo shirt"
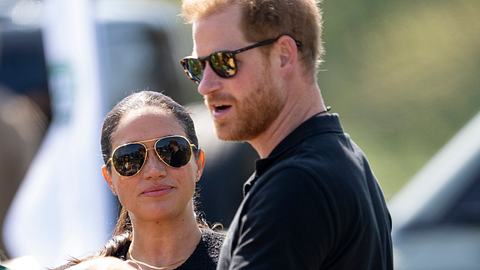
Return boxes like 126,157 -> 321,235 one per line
217,113 -> 393,270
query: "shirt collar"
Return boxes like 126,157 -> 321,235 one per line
243,113 -> 344,195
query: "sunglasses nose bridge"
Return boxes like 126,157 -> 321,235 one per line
141,146 -> 168,176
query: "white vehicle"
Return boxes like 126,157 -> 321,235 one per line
390,112 -> 480,270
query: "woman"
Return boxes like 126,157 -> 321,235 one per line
56,91 -> 224,269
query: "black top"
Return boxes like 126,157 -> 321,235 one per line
55,229 -> 224,270
121,229 -> 224,270
217,113 -> 393,270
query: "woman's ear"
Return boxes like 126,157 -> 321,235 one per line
195,149 -> 206,182
102,165 -> 117,196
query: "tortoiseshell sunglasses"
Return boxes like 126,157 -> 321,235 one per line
180,35 -> 302,84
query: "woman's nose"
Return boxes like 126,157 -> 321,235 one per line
141,150 -> 167,179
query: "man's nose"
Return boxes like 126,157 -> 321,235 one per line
198,62 -> 222,96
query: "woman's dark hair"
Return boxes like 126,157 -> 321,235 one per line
51,91 -> 217,269
99,91 -> 207,258
54,91 -> 222,270
101,90 -> 199,166
52,91 -> 217,269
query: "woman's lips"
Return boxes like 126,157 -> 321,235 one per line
141,186 -> 174,197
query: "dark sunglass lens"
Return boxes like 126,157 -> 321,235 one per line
182,58 -> 203,82
210,52 -> 237,78
112,144 -> 146,176
155,137 -> 192,168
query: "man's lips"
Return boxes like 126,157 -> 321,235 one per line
205,93 -> 235,119
206,100 -> 233,117
212,104 -> 232,115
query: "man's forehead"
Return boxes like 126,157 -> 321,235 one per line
192,6 -> 241,34
191,8 -> 246,56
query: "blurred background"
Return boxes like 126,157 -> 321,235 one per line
320,0 -> 479,198
0,0 -> 479,269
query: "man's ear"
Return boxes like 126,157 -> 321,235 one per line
102,165 -> 117,196
195,149 -> 206,182
276,35 -> 299,69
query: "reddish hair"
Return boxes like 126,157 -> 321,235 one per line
181,0 -> 325,72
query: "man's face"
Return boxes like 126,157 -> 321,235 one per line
192,6 -> 286,141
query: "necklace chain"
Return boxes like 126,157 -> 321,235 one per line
127,249 -> 188,270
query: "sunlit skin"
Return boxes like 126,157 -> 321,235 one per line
102,107 -> 205,267
192,5 -> 286,142
192,5 -> 327,158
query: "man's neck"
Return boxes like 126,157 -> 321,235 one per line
249,85 -> 326,158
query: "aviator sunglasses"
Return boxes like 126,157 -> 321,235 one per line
180,35 -> 302,84
107,135 -> 197,177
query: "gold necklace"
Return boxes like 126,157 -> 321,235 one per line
127,249 -> 188,270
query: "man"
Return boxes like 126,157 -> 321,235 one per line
180,1 -> 393,269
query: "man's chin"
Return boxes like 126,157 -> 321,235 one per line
214,123 -> 243,141
214,127 -> 235,141
215,126 -> 260,142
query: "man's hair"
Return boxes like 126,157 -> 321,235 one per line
182,0 -> 324,72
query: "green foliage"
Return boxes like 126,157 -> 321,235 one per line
320,0 -> 480,198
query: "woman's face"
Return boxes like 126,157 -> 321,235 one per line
102,108 -> 204,223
